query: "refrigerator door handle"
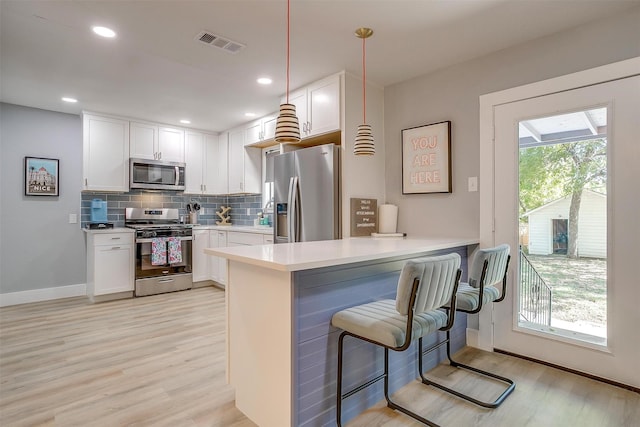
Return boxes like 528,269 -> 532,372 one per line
287,176 -> 296,243
292,176 -> 300,242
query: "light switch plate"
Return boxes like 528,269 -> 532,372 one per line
468,177 -> 478,192
69,213 -> 78,224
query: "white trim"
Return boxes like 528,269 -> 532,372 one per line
0,284 -> 87,307
466,327 -> 479,349
479,56 -> 640,350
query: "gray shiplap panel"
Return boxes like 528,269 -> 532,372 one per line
294,246 -> 469,426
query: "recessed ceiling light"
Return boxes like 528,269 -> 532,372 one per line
61,97 -> 78,103
180,119 -> 191,124
245,113 -> 257,117
257,77 -> 272,85
92,26 -> 116,38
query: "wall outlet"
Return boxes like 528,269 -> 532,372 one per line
69,213 -> 78,224
468,176 -> 478,192
246,208 -> 251,215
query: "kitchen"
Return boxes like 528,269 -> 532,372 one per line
1,1 -> 640,426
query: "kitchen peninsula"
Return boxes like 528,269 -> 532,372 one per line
205,236 -> 478,427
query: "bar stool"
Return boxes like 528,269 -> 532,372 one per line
419,244 -> 515,408
331,253 -> 462,427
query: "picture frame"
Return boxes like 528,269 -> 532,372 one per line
401,121 -> 452,194
25,156 -> 59,196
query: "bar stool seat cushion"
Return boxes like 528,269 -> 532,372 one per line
332,299 -> 449,348
446,282 -> 500,312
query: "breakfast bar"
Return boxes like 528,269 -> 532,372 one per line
205,237 -> 478,427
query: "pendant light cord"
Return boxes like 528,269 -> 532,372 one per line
286,0 -> 291,104
362,36 -> 366,124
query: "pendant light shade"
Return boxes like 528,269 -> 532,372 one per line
353,27 -> 374,156
275,0 -> 301,143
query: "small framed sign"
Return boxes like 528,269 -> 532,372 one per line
350,198 -> 377,236
401,121 -> 452,194
25,157 -> 59,196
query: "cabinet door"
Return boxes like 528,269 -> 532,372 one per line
184,131 -> 205,194
192,229 -> 209,282
203,133 -> 218,195
83,114 -> 130,192
262,114 -> 278,141
130,121 -> 158,160
243,147 -> 262,194
158,127 -> 185,162
94,244 -> 134,295
228,128 -> 245,193
210,231 -> 228,285
287,89 -> 308,136
245,119 -> 263,146
307,76 -> 340,137
213,133 -> 229,195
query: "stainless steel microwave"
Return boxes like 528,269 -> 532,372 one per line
130,158 -> 186,191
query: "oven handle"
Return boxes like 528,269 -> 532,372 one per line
135,236 -> 193,243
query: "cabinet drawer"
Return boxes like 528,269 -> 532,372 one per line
93,233 -> 134,246
227,231 -> 264,246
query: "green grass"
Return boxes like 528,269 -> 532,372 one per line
525,254 -> 606,325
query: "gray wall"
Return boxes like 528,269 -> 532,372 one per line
0,103 -> 85,293
384,6 -> 640,238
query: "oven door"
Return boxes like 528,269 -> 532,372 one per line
135,236 -> 192,279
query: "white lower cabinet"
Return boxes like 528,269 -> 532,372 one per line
192,229 -> 210,282
86,231 -> 134,301
209,230 -> 228,286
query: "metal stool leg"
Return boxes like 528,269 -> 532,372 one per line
418,332 -> 515,408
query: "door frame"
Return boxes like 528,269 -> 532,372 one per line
477,56 -> 640,351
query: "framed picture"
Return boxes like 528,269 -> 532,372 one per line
25,157 -> 59,196
401,121 -> 452,194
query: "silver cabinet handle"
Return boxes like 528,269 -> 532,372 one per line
111,237 -> 121,240
307,121 -> 311,133
159,278 -> 174,283
111,246 -> 121,250
84,178 -> 88,186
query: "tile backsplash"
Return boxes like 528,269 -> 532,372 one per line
81,190 -> 263,228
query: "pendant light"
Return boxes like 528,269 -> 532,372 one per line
353,27 -> 375,156
274,0 -> 301,143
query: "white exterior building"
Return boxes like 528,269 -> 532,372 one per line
523,190 -> 606,258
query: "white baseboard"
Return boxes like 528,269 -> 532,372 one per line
0,284 -> 87,307
466,327 -> 480,349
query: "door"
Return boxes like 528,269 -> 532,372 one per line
307,75 -> 340,137
274,152 -> 295,243
492,75 -> 639,387
158,127 -> 185,162
295,144 -> 338,242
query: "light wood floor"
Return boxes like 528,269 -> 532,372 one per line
1,287 -> 638,426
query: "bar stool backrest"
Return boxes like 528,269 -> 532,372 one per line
468,244 -> 510,288
395,253 -> 461,315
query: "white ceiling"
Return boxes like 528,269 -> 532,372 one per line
1,0 -> 638,133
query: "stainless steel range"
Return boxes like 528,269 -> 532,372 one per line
125,208 -> 193,297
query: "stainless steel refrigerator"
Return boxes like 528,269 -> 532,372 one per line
273,144 -> 341,243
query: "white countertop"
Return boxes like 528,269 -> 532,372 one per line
194,225 -> 273,235
205,236 -> 478,272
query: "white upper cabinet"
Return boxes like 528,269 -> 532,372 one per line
185,131 -> 220,195
228,127 -> 261,194
203,133 -> 219,194
283,74 -> 340,139
158,127 -> 185,163
184,131 -> 206,194
82,113 -> 130,192
129,121 -> 158,160
130,122 -> 185,162
245,113 -> 278,146
213,133 -> 229,195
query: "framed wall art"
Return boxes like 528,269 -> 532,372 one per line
401,121 -> 452,194
25,157 -> 59,196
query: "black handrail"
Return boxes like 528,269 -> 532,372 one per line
519,247 -> 552,326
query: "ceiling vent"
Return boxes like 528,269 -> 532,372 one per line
195,30 -> 245,54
